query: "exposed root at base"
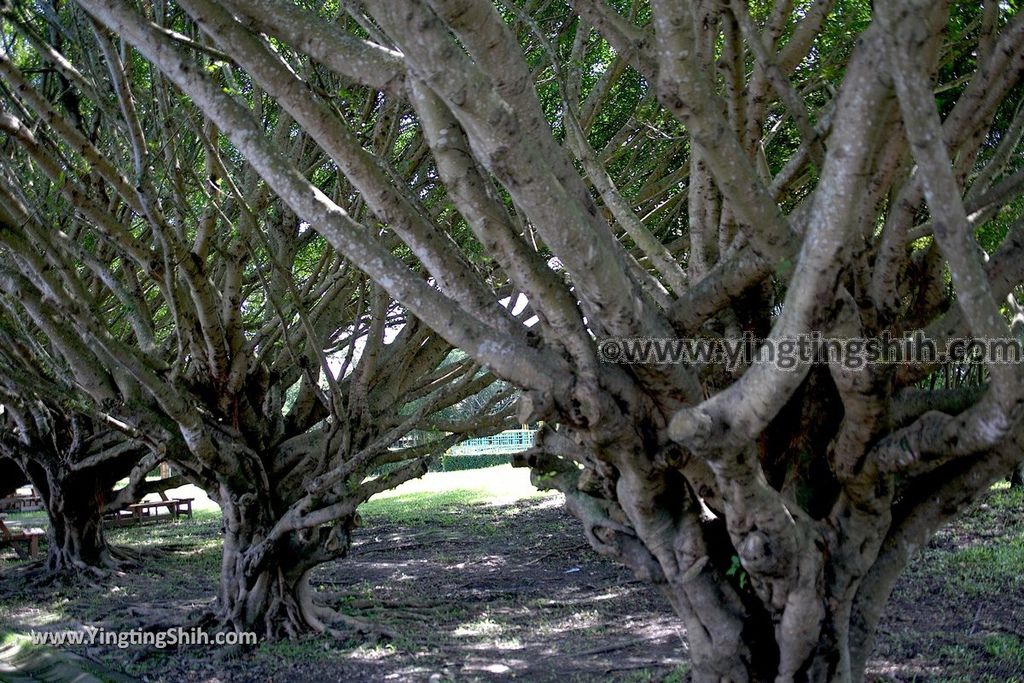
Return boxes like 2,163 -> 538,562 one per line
317,605 -> 397,642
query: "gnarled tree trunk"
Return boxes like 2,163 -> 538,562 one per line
32,469 -> 114,573
1,413 -> 153,574
216,485 -> 353,639
6,0 -> 1023,673
14,442 -> 157,574
519,379 -> 1023,683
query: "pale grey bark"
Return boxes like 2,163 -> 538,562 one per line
2,0 -> 1023,678
0,7 -> 514,637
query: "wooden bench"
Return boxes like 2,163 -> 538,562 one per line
0,494 -> 44,513
0,517 -> 45,560
104,498 -> 194,526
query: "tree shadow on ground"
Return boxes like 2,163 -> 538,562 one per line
0,486 -> 1021,682
327,494 -> 688,681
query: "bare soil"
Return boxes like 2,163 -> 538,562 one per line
1,486 -> 1022,682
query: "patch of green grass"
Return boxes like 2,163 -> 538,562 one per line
106,510 -> 222,547
328,581 -> 375,608
257,635 -> 336,662
938,642 -> 979,668
360,488 -> 493,525
984,633 -> 1024,666
904,484 -> 1024,598
885,482 -> 1024,682
620,665 -> 689,683
948,482 -> 1023,536
935,674 -> 1023,683
931,486 -> 1024,596
945,535 -> 1024,595
662,664 -> 690,683
0,632 -> 28,649
360,465 -> 556,526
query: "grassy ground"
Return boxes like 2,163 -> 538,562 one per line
0,466 -> 1022,682
869,482 -> 1024,682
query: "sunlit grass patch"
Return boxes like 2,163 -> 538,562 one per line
105,509 -> 222,547
360,488 -> 492,525
452,615 -> 505,638
345,640 -> 398,661
360,464 -> 557,525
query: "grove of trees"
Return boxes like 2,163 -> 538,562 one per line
1,0 -> 1022,681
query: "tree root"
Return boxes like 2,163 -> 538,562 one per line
322,594 -> 447,610
124,604 -> 218,635
3,560 -> 47,584
26,560 -> 117,589
317,605 -> 397,642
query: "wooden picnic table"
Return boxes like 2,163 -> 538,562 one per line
0,517 -> 45,560
105,497 -> 194,526
0,494 -> 44,513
